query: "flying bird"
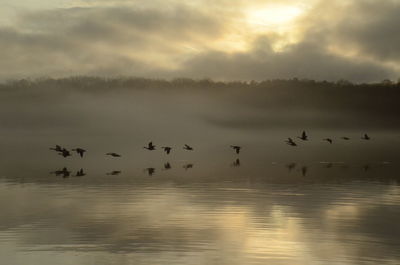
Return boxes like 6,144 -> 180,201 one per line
59,148 -> 71,157
183,144 -> 193,151
341,137 -> 350,140
162,146 -> 172,154
361,134 -> 370,140
285,138 -> 297,146
230,145 -> 241,154
323,138 -> 333,144
106,152 -> 121,157
144,141 -> 156,150
72,148 -> 86,158
297,131 -> 308,141
50,145 -> 63,152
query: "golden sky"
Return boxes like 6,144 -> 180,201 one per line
0,0 -> 399,81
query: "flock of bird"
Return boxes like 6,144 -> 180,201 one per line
50,142 -> 242,158
49,131 -> 371,159
47,131 -> 377,178
285,131 -> 370,146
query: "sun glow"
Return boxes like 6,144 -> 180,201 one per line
246,5 -> 305,32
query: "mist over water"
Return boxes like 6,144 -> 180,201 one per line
1,79 -> 400,265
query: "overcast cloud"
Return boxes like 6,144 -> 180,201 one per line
0,0 -> 399,81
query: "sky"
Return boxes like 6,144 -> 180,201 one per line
1,0 -> 399,82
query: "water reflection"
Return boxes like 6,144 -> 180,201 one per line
107,170 -> 122,176
301,166 -> 308,177
183,163 -> 194,170
286,162 -> 296,172
231,158 -> 241,167
50,167 -> 71,178
163,162 -> 172,170
145,167 -> 156,176
0,171 -> 399,265
75,168 -> 86,177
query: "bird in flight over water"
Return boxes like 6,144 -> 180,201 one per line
323,138 -> 333,144
183,144 -> 193,151
72,148 -> 86,158
50,145 -> 63,152
144,141 -> 156,150
297,131 -> 308,141
285,138 -> 297,146
162,146 -> 172,154
59,148 -> 71,157
230,145 -> 241,154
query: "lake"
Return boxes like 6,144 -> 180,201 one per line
0,81 -> 399,264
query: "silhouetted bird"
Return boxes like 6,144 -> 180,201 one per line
183,163 -> 193,170
106,152 -> 121,157
285,138 -> 297,146
230,145 -> 241,154
231,158 -> 241,167
145,168 -> 155,176
162,146 -> 172,154
362,134 -> 370,140
72,148 -> 86,158
59,148 -> 71,157
50,145 -> 63,152
341,137 -> 350,140
183,144 -> 193,151
323,138 -> 333,144
144,141 -> 156,150
164,162 -> 171,170
286,162 -> 296,172
301,166 -> 308,177
75,168 -> 86,177
297,131 -> 308,141
107,170 -> 121,175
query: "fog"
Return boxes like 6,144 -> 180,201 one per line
0,77 -> 399,178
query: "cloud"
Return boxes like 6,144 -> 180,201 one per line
0,0 -> 399,81
0,5 -> 225,79
332,0 -> 400,62
174,36 -> 393,82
